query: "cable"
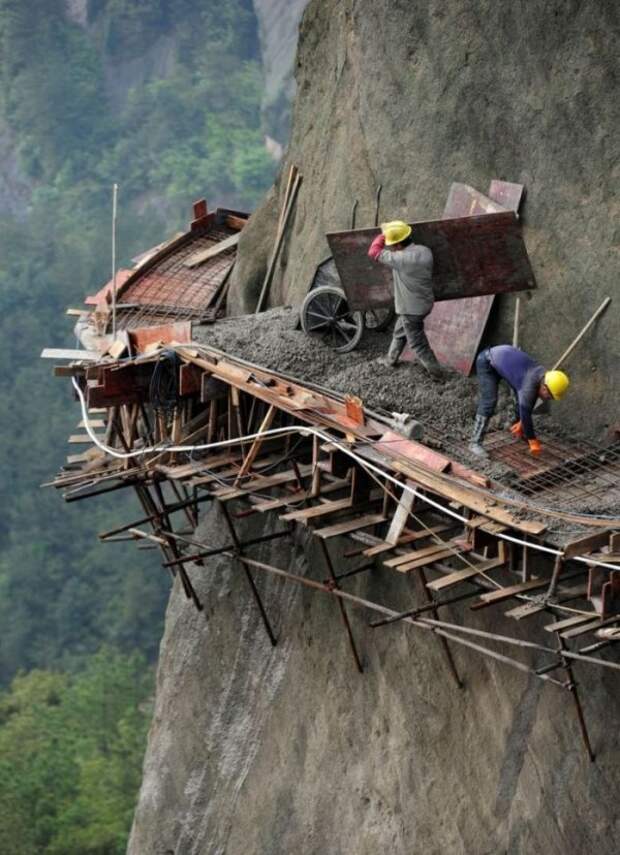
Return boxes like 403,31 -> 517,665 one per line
71,377 -> 619,573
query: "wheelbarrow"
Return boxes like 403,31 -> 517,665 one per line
301,201 -> 537,355
300,187 -> 395,353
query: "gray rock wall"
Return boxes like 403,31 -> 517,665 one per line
253,0 -> 309,144
128,505 -> 620,854
230,0 -> 619,435
128,4 -> 620,852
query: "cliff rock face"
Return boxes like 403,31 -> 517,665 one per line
128,507 -> 620,855
253,0 -> 308,144
230,0 -> 619,435
129,4 -> 620,853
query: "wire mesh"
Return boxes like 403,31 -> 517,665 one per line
114,226 -> 236,330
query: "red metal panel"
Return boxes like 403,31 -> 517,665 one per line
488,180 -> 525,213
84,269 -> 133,306
373,431 -> 451,472
419,181 -> 525,375
128,321 -> 192,353
442,183 -> 507,218
326,212 -> 536,312
422,296 -> 495,374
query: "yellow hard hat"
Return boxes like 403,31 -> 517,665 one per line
544,370 -> 570,400
382,220 -> 412,246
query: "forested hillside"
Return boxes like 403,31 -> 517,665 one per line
0,1 -> 280,850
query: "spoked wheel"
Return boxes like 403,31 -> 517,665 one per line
364,307 -> 396,331
300,285 -> 364,353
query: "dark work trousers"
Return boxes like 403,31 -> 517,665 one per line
476,349 -> 520,420
475,349 -> 500,417
389,312 -> 437,364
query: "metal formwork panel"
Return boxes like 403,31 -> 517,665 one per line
326,211 -> 536,312
420,181 -> 525,375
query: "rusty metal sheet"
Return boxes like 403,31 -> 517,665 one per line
128,321 -> 192,353
421,296 -> 495,374
488,180 -> 525,213
373,431 -> 451,472
85,269 -> 133,306
419,181 -> 525,375
326,212 -> 536,312
442,183 -> 507,218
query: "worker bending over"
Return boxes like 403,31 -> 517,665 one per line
470,345 -> 569,457
368,220 -> 442,379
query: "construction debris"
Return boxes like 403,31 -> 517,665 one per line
43,187 -> 620,765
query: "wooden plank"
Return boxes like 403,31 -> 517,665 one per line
374,432 -> 451,473
564,529 -> 613,559
505,584 -> 588,620
610,533 -> 620,552
184,232 -> 240,268
41,348 -> 100,361
225,214 -> 248,230
314,513 -> 386,540
561,619 -> 606,639
78,419 -> 105,429
235,405 -> 277,481
355,445 -> 547,536
544,615 -> 595,633
385,480 -> 417,545
280,497 -> 353,522
426,556 -> 506,591
472,577 -> 549,609
54,365 -> 86,377
212,464 -> 313,501
179,364 -> 203,396
383,541 -> 457,569
155,453 -> 240,480
394,547 -> 461,573
68,434 -> 106,444
252,479 -> 349,512
363,523 -> 453,557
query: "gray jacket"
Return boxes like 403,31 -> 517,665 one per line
378,244 -> 434,316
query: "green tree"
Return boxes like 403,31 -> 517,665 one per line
0,650 -> 152,854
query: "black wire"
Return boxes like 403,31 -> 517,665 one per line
150,350 -> 182,413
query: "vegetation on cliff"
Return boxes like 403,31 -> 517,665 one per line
0,0 -> 279,848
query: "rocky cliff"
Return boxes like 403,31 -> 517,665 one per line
128,508 -> 620,855
129,3 -> 620,853
253,0 -> 308,145
230,0 -> 619,436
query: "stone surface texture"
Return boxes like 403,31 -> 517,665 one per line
129,3 -> 620,853
128,506 -> 620,855
229,0 -> 619,435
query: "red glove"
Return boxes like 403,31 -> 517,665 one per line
510,421 -> 524,438
528,438 -> 542,455
368,233 -> 386,261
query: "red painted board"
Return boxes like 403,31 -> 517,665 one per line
326,212 -> 536,312
128,321 -> 192,353
442,183 -> 507,218
85,269 -> 133,306
414,181 -> 525,375
420,296 -> 495,374
373,431 -> 451,472
488,180 -> 525,213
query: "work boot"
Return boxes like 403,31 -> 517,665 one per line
417,354 -> 444,381
469,414 -> 490,457
378,338 -> 405,368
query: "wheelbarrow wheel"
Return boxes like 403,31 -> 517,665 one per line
364,307 -> 396,332
300,285 -> 364,353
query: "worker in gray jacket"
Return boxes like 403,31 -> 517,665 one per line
368,220 -> 442,379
